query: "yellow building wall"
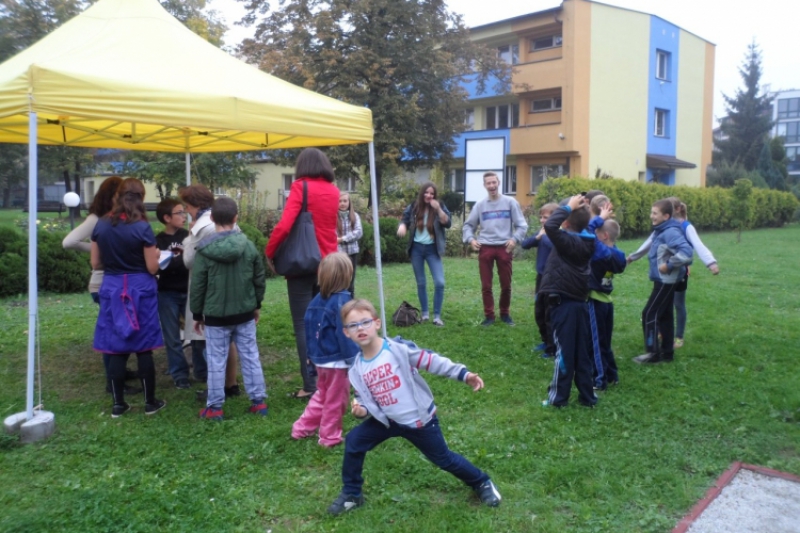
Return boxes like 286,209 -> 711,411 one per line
675,30 -> 710,187
587,2 -> 650,181
249,162 -> 294,210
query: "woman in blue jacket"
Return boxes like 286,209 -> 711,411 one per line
397,182 -> 452,326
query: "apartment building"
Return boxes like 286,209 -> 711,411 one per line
450,0 -> 715,205
771,89 -> 800,181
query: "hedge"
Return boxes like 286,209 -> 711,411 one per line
535,178 -> 798,237
360,217 -> 409,267
0,224 -> 272,297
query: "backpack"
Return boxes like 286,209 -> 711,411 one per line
391,301 -> 421,327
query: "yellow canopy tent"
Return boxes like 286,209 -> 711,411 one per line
0,0 -> 386,439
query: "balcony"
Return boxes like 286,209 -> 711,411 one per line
512,57 -> 565,94
510,122 -> 568,155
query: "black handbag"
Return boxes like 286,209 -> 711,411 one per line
392,301 -> 421,327
273,181 -> 321,276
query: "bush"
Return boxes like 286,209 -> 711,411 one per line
360,218 -> 409,267
440,191 -> 464,217
0,229 -> 91,297
535,177 -> 798,238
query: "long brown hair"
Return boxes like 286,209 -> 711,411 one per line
89,176 -> 122,216
110,178 -> 147,225
414,182 -> 437,236
337,192 -> 357,236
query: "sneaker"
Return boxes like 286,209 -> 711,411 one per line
480,318 -> 495,327
144,399 -> 166,415
111,403 -> 131,418
632,353 -> 661,364
327,492 -> 364,515
249,401 -> 268,416
674,338 -> 684,348
593,384 -> 606,391
175,378 -> 191,390
224,385 -> 241,398
500,315 -> 515,326
433,318 -> 444,327
474,479 -> 502,507
199,406 -> 224,421
541,399 -> 565,408
421,315 -> 430,322
532,342 -> 546,352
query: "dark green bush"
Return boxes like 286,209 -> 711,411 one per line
360,218 -> 409,267
440,191 -> 464,217
238,221 -> 275,279
535,177 -> 798,238
0,229 -> 91,297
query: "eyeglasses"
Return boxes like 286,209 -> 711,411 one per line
343,318 -> 376,332
171,211 -> 186,217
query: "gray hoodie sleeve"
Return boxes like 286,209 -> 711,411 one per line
462,201 -> 482,244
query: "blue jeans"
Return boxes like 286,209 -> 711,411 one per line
158,291 -> 192,382
341,415 -> 488,496
205,320 -> 266,408
410,242 -> 445,317
674,289 -> 687,338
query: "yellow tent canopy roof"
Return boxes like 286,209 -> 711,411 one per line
0,0 -> 373,152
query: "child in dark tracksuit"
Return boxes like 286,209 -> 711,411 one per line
522,203 -> 558,357
538,195 -> 597,408
587,214 -> 626,390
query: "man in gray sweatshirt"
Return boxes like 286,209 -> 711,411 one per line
462,172 -> 528,326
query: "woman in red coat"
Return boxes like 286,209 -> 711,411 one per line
266,148 -> 340,398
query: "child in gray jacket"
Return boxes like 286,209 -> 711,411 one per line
326,298 -> 501,515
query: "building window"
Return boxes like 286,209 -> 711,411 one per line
654,109 -> 669,137
656,50 -> 670,81
531,97 -> 562,113
786,147 -> 800,172
778,98 -> 800,119
486,104 -> 519,129
450,169 -> 465,192
782,121 -> 799,143
530,164 -> 569,193
504,166 -> 517,195
531,35 -> 562,51
497,44 -> 519,65
464,108 -> 474,131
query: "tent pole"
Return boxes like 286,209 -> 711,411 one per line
26,112 -> 38,420
367,142 -> 386,337
185,153 -> 191,186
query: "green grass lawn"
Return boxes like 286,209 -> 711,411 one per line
2,225 -> 799,532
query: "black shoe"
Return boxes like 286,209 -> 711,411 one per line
327,492 -> 364,515
145,399 -> 166,415
480,318 -> 495,327
224,385 -> 241,398
632,353 -> 662,364
111,403 -> 131,418
474,479 -> 502,507
175,378 -> 191,390
500,315 -> 515,326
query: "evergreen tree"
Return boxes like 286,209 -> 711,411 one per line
757,139 -> 786,191
714,42 -> 774,171
238,0 -> 511,204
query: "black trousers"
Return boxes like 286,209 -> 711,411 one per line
641,281 -> 676,360
287,274 -> 319,393
546,296 -> 596,407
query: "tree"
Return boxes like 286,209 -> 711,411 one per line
714,42 -> 774,171
124,152 -> 256,199
159,0 -> 226,47
238,0 -> 511,205
730,178 -> 753,243
756,139 -> 786,191
770,136 -> 790,187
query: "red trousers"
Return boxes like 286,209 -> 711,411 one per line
291,367 -> 350,447
478,245 -> 513,319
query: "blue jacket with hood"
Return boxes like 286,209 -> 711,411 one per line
647,219 -> 693,283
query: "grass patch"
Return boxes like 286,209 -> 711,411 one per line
1,225 -> 800,532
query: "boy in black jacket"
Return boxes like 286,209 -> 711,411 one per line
537,194 -> 597,408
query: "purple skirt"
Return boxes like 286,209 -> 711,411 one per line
94,272 -> 164,354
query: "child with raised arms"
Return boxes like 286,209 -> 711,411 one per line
292,252 -> 360,447
327,298 -> 501,515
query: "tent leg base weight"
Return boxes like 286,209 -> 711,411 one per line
4,411 -> 55,443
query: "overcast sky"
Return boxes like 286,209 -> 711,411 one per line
210,0 -> 797,122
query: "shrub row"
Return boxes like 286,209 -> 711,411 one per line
535,177 -> 799,237
0,222 -> 272,297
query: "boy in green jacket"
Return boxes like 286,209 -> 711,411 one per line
191,197 -> 267,421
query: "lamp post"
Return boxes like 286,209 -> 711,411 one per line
63,192 -> 80,230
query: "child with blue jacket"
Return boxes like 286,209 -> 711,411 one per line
292,253 -> 360,447
631,199 -> 693,364
522,202 -> 558,356
586,204 -> 626,390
